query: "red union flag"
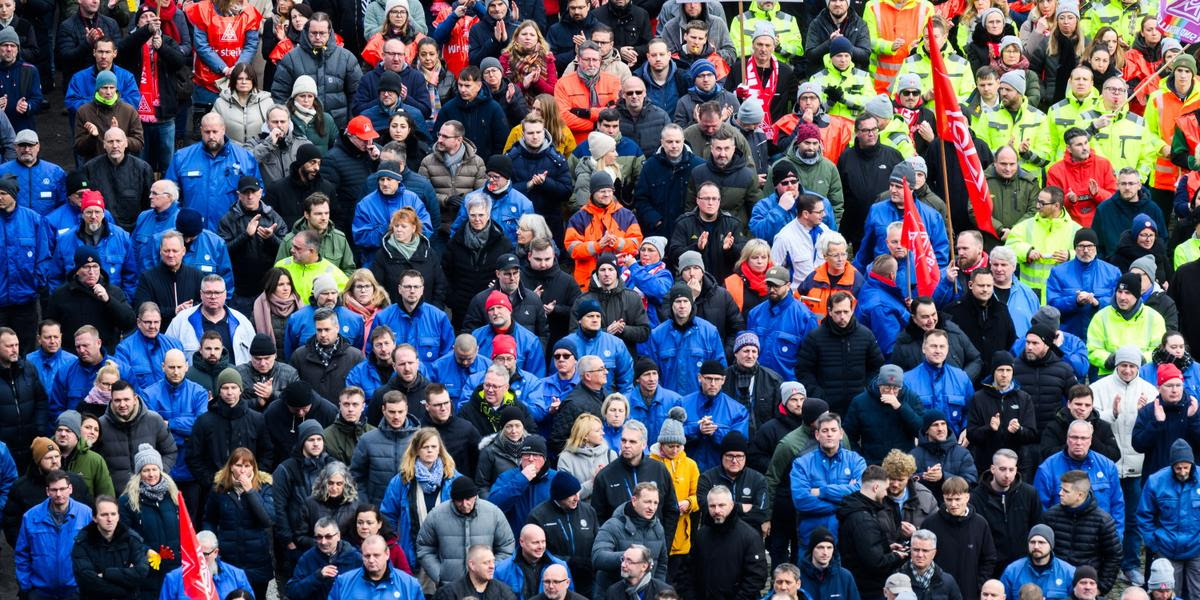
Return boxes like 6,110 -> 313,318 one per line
926,19 -> 998,239
902,179 -> 941,297
178,491 -> 219,600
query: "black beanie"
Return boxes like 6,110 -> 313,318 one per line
719,430 -> 749,455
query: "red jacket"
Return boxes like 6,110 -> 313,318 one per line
1045,150 -> 1117,228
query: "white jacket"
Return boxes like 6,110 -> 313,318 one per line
165,305 -> 257,366
1093,371 -> 1159,478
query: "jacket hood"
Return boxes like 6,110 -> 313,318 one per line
707,149 -> 749,174
835,489 -> 883,520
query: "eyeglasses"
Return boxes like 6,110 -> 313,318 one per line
857,127 -> 879,134
1075,243 -> 1096,250
314,533 -> 338,540
543,578 -> 569,585
777,178 -> 798,186
202,548 -> 218,556
353,283 -> 374,290
588,367 -> 608,373
201,290 -> 225,297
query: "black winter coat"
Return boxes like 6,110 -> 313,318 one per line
116,24 -> 187,121
463,284 -> 550,346
1014,350 -> 1078,432
722,362 -> 783,434
528,498 -> 599,594
96,399 -> 177,491
82,154 -> 155,230
1170,261 -> 1200,350
369,372 -> 432,426
550,384 -> 604,455
968,473 -> 1043,575
321,135 -> 378,232
508,138 -> 573,228
898,561 -> 964,600
204,483 -> 276,584
547,13 -> 598,73
443,221 -> 515,325
133,263 -> 203,330
667,210 -> 747,282
290,336 -> 365,403
804,10 -> 871,74
605,577 -> 674,600
370,236 -> 447,308
0,358 -> 48,467
592,1 -> 651,57
270,36 -> 361,128
836,491 -> 906,596
795,316 -> 886,415
837,143 -> 904,245
272,452 -> 338,549
216,201 -> 289,296
187,399 -> 272,488
266,166 -> 339,229
119,491 -> 181,597
749,408 -> 804,474
690,511 -> 770,600
72,521 -> 150,600
263,393 -> 337,467
1041,492 -> 1122,593
426,414 -> 482,477
696,466 -> 769,528
436,93 -> 509,162
891,319 -> 984,381
522,261 -> 582,344
691,271 -> 745,357
45,276 -> 136,354
1038,407 -> 1122,463
944,297 -> 1016,380
572,277 -> 652,353
966,384 -> 1040,472
591,456 -> 681,539
56,13 -> 122,78
3,468 -> 92,544
921,510 -> 998,600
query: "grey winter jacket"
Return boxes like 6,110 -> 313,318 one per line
350,414 -> 421,504
96,399 -> 179,491
591,501 -> 670,594
416,497 -> 516,585
556,444 -> 617,500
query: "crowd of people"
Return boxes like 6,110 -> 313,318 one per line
2,0 -> 1200,599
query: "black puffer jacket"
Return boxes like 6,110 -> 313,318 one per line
270,30 -> 362,127
795,316 -> 885,414
1038,407 -> 1122,463
573,275 -> 652,352
691,271 -> 745,357
522,259 -> 583,343
290,336 -> 365,402
1041,492 -> 1122,594
591,456 -> 680,538
81,154 -> 155,231
921,509 -> 997,600
749,406 -> 804,474
272,448 -> 337,551
836,491 -> 905,596
837,143 -> 904,245
45,273 -> 136,354
187,398 -> 272,488
463,283 -> 550,345
216,201 -> 289,296
443,220 -> 514,326
690,510 -> 769,600
96,399 -> 178,491
722,362 -> 783,434
898,560 -> 964,600
320,134 -> 378,232
0,358 -> 48,467
370,235 -> 447,308
528,497 -> 599,594
72,521 -> 150,600
368,372 -> 431,426
968,472 -> 1043,575
263,393 -> 337,467
965,384 -> 1039,473
891,318 -> 984,381
944,296 -> 1016,379
204,481 -> 275,584
1014,349 -> 1078,432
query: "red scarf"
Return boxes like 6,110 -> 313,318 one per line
137,44 -> 160,123
896,102 -> 922,136
744,57 -> 778,140
740,261 -> 770,297
156,0 -> 182,43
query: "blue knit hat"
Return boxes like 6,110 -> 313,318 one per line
689,59 -> 716,80
551,471 -> 582,501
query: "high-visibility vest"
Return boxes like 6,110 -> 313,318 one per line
184,1 -> 262,93
866,0 -> 932,94
1148,87 -> 1200,190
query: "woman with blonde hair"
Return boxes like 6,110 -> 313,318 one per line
556,413 -> 616,500
341,268 -> 391,348
1041,3 -> 1085,104
369,207 -> 448,307
504,93 -> 576,156
79,360 -> 122,418
119,443 -> 182,598
302,461 -> 358,537
203,447 -> 274,600
724,238 -> 773,315
500,21 -> 557,101
379,427 -> 459,566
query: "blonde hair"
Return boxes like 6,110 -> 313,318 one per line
564,413 -> 602,452
399,428 -> 457,482
882,449 -> 917,479
503,20 -> 550,59
1048,13 -> 1085,57
94,360 -> 121,386
122,470 -> 180,512
213,447 -> 273,493
342,269 -> 391,309
601,393 -> 629,424
531,94 -> 569,150
733,238 -> 771,272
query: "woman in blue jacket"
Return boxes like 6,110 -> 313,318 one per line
380,427 -> 459,568
204,446 -> 275,600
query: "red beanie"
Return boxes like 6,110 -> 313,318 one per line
80,190 -> 105,211
492,334 -> 517,359
485,290 -> 513,313
1159,363 -> 1184,387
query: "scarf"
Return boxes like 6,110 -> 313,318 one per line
494,434 -> 525,463
415,458 -> 445,494
744,58 -> 779,139
896,102 -> 923,136
797,148 -> 821,165
253,292 -> 300,344
313,336 -> 342,367
384,233 -> 419,259
443,143 -> 466,176
84,385 -> 111,405
95,91 -> 118,106
689,83 -> 720,102
990,55 -> 1031,77
293,104 -> 316,123
140,478 -> 169,503
578,69 -> 601,106
740,261 -> 769,297
154,1 -> 182,42
1154,347 -> 1195,371
464,224 -> 488,250
137,44 -> 160,123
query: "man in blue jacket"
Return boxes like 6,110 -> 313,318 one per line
113,303 -> 183,392
329,534 -> 424,599
645,283 -> 725,396
854,163 -> 950,272
140,348 -> 208,505
286,517 -> 364,600
50,190 -> 139,298
746,266 -> 819,378
790,412 -> 866,545
534,339 -> 581,434
0,130 -> 65,216
283,275 -> 366,358
51,326 -> 123,417
0,172 -> 53,344
159,530 -> 255,600
680,360 -> 750,472
562,299 -> 634,394
495,524 -> 571,600
904,330 -> 975,436
1131,363 -> 1200,478
1034,419 -> 1125,538
1000,525 -> 1076,600
435,66 -> 508,161
1045,228 -> 1122,340
64,38 -> 140,118
855,255 -> 910,356
472,291 -> 547,378
130,179 -> 180,267
799,527 -> 862,600
634,124 -> 704,239
14,469 -> 92,598
449,154 -> 534,247
1137,438 -> 1200,589
628,357 -> 682,437
353,161 -> 432,266
431,334 -> 492,405
165,113 -> 262,231
139,207 -> 235,296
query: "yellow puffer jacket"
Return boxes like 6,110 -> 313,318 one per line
650,445 -> 700,555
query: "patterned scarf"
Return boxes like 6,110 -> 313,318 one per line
744,57 -> 779,139
415,458 -> 445,494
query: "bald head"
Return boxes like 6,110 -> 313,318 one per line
981,580 -> 1005,600
103,126 -> 128,160
519,524 -> 547,561
541,564 -> 571,600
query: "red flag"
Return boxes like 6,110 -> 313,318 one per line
178,491 -> 219,600
926,19 -> 998,239
901,179 -> 941,297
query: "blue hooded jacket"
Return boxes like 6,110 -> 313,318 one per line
0,205 -> 54,306
535,372 -> 580,430
472,322 -> 547,378
14,498 -> 92,595
51,224 -> 139,298
1000,555 -> 1075,600
164,138 -> 262,230
1033,449 -> 1125,538
903,361 -> 974,435
140,377 -> 209,482
284,305 -> 366,358
429,351 -> 491,405
645,317 -> 726,396
50,352 -> 124,417
491,466 -> 558,535
328,565 -> 425,600
624,261 -> 673,328
353,185 -> 433,267
1006,277 -> 1043,341
746,291 -> 819,377
749,192 -> 837,244
373,302 -> 455,364
159,560 -> 253,600
1137,439 -> 1200,560
0,158 -> 66,216
562,329 -> 634,394
1046,258 -> 1122,339
26,349 -> 77,396
790,447 -> 866,544
345,357 -> 391,400
855,273 -> 909,356
854,198 -> 949,271
113,332 -> 184,391
679,390 -> 750,472
286,542 -> 363,600
380,471 -> 460,567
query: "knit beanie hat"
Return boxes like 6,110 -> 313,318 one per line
134,443 -> 164,474
1159,363 -> 1184,386
0,175 -> 18,200
737,97 -> 765,125
574,298 -> 603,320
1113,345 -> 1143,367
1130,255 -> 1158,281
1148,558 -> 1175,591
999,70 -> 1026,95
553,338 -> 578,358
486,154 -> 513,180
772,159 -> 800,183
689,59 -> 716,80
284,381 -> 314,408
0,27 -> 19,47
175,207 -> 204,238
1072,566 -> 1098,586
1074,228 -> 1099,247
451,477 -> 479,501
676,250 -> 704,274
491,334 -> 517,359
733,331 -> 759,353
217,367 -> 243,391
634,356 -> 658,379
1028,523 -> 1054,546
30,437 -> 56,464
719,430 -> 749,455
291,75 -> 318,98
1031,306 -> 1061,331
922,409 -> 948,431
588,132 -> 617,160
485,290 -> 513,314
864,94 -> 893,120
56,410 -> 83,441
641,236 -> 667,257
890,162 -> 916,187
991,350 -> 1015,370
808,525 -> 836,553
250,334 -> 276,357
658,406 -> 687,445
95,70 -> 117,90
1056,0 -> 1079,17
590,171 -> 614,194
829,36 -> 854,57
1132,212 -> 1158,235
1116,272 -> 1142,297
311,274 -> 339,297
297,419 -> 324,444
700,360 -> 724,376
800,398 -> 829,426
551,471 -> 582,501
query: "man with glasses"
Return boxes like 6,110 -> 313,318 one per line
530,563 -> 585,600
536,339 -> 580,430
751,158 -> 834,244
354,37 -> 430,117
0,130 -> 65,217
1084,77 -> 1164,184
165,274 -> 257,364
564,25 -> 632,81
113,302 -> 181,392
697,433 -> 768,531
160,530 -> 254,598
1093,167 -> 1166,259
422,383 -> 481,474
1006,186 -> 1083,299
14,469 -> 94,599
668,181 -> 746,281
837,113 -> 904,246
1044,227 -> 1121,339
896,530 -> 966,600
556,42 -> 622,145
287,517 -> 364,600
270,13 -> 361,128
374,270 -> 455,363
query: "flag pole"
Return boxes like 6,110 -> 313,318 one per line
1118,41 -> 1200,112
737,0 -> 748,84
937,143 -> 958,294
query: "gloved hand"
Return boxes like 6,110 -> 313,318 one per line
825,86 -> 845,105
1104,353 -> 1117,371
569,107 -> 590,119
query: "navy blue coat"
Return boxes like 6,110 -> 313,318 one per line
634,148 -> 704,238
508,139 -> 573,216
435,94 -> 509,165
287,541 -> 363,600
204,483 -> 276,584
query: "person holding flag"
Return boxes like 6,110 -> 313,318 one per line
854,162 -> 950,271
898,165 -> 943,299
